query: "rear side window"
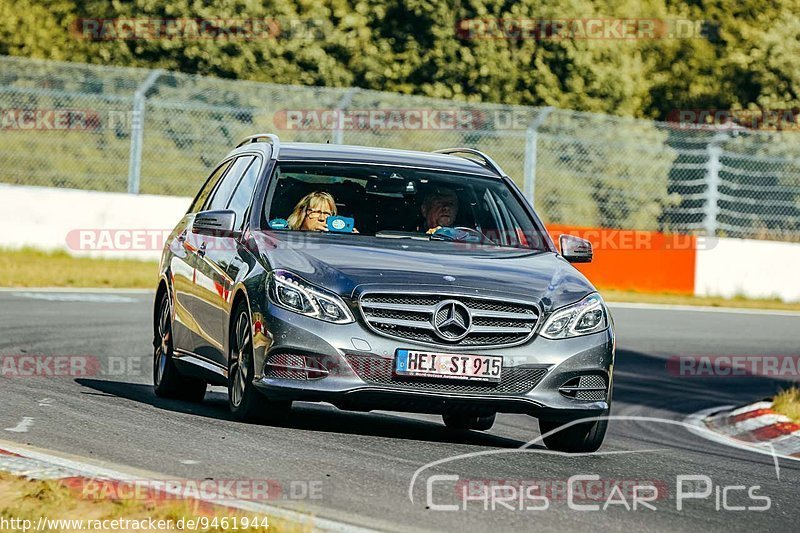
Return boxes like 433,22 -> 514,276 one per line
227,157 -> 261,230
205,156 -> 256,211
188,160 -> 233,213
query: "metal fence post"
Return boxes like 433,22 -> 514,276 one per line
332,88 -> 358,144
127,69 -> 163,194
703,132 -> 726,236
523,106 -> 554,205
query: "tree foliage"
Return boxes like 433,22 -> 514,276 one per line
1,0 -> 798,119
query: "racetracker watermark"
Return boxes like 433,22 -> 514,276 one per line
274,109 -> 489,131
73,18 -> 327,41
667,108 -> 800,132
71,478 -> 322,501
456,18 -> 717,40
64,229 -> 329,252
1,109 -> 101,131
552,229 -> 711,251
67,229 -> 172,252
65,227 -> 717,253
1,109 -> 169,132
0,355 -> 144,378
667,355 -> 800,378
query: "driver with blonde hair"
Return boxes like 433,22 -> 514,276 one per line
287,191 -> 337,231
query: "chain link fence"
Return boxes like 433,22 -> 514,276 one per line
2,55 -> 798,241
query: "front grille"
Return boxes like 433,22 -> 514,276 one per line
359,293 -> 539,347
345,354 -> 548,395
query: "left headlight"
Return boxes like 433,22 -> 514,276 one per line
539,293 -> 609,339
267,269 -> 354,324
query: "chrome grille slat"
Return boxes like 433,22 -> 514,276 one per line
360,292 -> 539,348
368,317 -> 435,329
470,325 -> 532,334
473,317 -> 530,328
470,310 -> 536,319
365,295 -> 439,306
360,302 -> 436,313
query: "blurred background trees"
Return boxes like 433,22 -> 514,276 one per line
1,0 -> 798,120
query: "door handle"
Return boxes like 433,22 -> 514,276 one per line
197,242 -> 207,257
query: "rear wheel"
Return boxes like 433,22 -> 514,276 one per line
153,292 -> 207,402
538,417 -> 608,453
442,412 -> 496,431
228,302 -> 291,423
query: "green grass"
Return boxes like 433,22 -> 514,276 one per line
2,247 -> 800,311
0,470 -> 308,533
0,248 -> 159,289
772,387 -> 800,423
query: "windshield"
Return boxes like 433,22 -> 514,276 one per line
263,163 -> 550,251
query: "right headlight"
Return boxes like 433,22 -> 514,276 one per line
267,269 -> 354,324
539,293 -> 609,339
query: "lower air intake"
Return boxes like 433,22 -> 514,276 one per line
558,374 -> 607,401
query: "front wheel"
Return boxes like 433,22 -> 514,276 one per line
228,302 -> 291,423
153,292 -> 207,402
538,417 -> 608,453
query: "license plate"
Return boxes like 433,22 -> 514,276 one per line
395,349 -> 502,382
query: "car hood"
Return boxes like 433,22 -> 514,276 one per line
254,232 -> 596,312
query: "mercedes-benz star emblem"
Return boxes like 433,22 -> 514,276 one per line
432,300 -> 471,341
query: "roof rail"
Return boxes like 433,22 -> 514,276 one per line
432,148 -> 505,177
235,133 -> 281,159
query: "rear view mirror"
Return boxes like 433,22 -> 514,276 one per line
559,234 -> 593,263
193,210 -> 237,237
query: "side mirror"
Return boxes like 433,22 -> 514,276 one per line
193,210 -> 237,237
559,234 -> 593,263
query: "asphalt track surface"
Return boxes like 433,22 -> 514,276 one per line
0,290 -> 798,532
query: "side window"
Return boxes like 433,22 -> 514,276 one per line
487,189 -> 539,249
205,156 -> 256,211
479,188 -> 528,247
188,160 -> 233,213
227,157 -> 261,231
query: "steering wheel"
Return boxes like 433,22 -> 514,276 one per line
431,226 -> 496,244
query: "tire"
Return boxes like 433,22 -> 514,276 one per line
228,301 -> 291,423
442,412 -> 496,431
538,417 -> 608,453
153,292 -> 207,402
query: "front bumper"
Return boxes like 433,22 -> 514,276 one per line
252,302 -> 614,420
